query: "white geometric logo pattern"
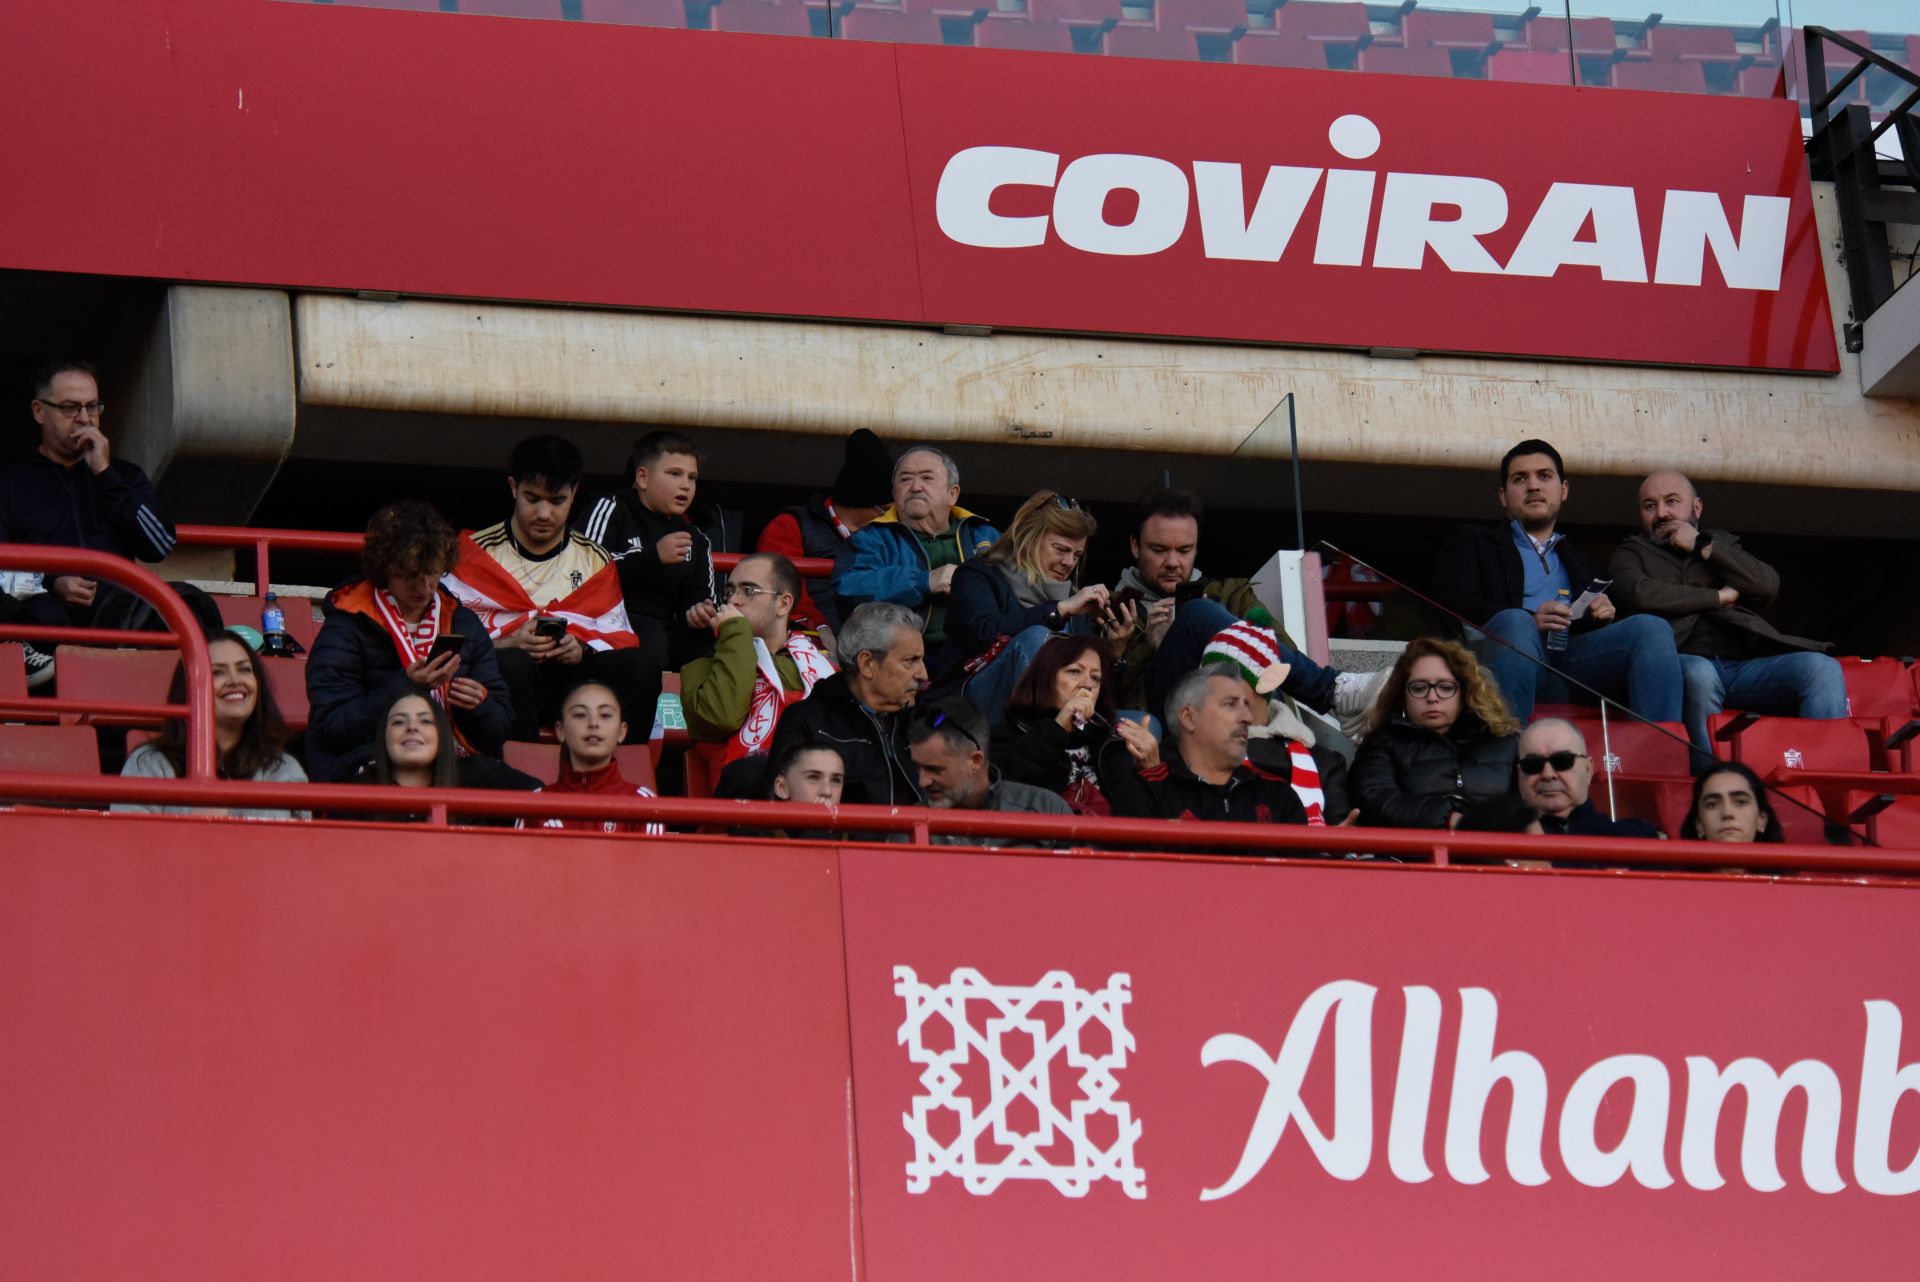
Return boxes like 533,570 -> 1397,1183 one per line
896,966 -> 1146,1199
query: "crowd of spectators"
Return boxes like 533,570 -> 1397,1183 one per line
4,356 -> 1869,853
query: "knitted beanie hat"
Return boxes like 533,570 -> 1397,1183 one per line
832,429 -> 895,509
1202,607 -> 1291,695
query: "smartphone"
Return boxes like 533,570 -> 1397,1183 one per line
428,633 -> 465,661
533,616 -> 568,639
1110,584 -> 1146,611
1174,580 -> 1209,605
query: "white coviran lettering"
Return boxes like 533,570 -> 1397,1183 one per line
931,120 -> 1792,292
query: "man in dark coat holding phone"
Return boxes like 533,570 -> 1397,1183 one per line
1431,439 -> 1682,725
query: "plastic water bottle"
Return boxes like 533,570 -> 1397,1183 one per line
1545,588 -> 1570,654
261,591 -> 286,638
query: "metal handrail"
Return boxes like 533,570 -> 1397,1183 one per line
0,544 -> 216,778
1806,26 -> 1920,167
8,770 -> 1920,875
173,524 -> 836,598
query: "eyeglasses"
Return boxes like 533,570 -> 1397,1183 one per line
922,708 -> 981,751
35,399 -> 105,419
1051,494 -> 1082,512
1406,680 -> 1459,700
1518,751 -> 1588,775
720,582 -> 775,603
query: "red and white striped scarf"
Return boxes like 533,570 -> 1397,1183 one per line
1286,742 -> 1327,827
442,531 -> 637,650
693,633 -> 837,772
373,588 -> 443,697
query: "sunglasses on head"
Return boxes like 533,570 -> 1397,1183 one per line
1050,493 -> 1082,512
925,708 -> 982,751
1518,750 -> 1588,775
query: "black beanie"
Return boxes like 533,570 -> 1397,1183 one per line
832,429 -> 895,508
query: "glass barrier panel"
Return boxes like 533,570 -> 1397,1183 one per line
1564,0 -> 1785,96
1783,0 -> 1919,118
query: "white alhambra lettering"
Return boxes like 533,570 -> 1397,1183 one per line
1201,982 -> 1920,1198
935,115 -> 1790,291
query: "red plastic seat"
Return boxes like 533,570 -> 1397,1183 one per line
1270,0 -> 1368,45
1525,15 -> 1614,56
838,6 -> 944,41
214,594 -> 321,651
1841,656 -> 1917,720
455,0 -> 565,16
1711,713 -> 1872,776
1767,783 -> 1841,846
577,0 -> 692,25
1027,0 -> 1124,27
261,658 -> 310,734
1156,0 -> 1246,33
1486,49 -> 1575,84
1570,718 -> 1693,779
502,741 -> 660,794
0,646 -> 26,701
1736,63 -> 1785,97
1233,30 -> 1326,67
975,15 -> 1076,50
710,0 -> 815,34
1104,24 -> 1200,58
336,0 -> 442,10
0,724 -> 101,777
1593,774 -> 1690,837
1846,791 -> 1920,850
1355,44 -> 1452,76
1612,60 -> 1709,92
1645,23 -> 1743,64
53,646 -> 177,726
1400,9 -> 1494,52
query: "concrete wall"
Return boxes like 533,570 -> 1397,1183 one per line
294,185 -> 1920,496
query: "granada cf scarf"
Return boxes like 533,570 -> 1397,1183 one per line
442,532 -> 638,650
693,633 -> 837,772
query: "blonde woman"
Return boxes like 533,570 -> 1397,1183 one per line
1349,637 -> 1521,829
937,491 -> 1132,725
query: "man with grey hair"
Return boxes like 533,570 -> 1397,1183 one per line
907,697 -> 1071,843
831,446 -> 999,648
766,601 -> 928,806
1104,664 -> 1309,832
1609,469 -> 1844,754
1516,717 -> 1659,839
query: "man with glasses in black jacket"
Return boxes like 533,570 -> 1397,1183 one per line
1516,718 -> 1659,839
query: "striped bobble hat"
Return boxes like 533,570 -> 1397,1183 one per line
1202,607 -> 1290,696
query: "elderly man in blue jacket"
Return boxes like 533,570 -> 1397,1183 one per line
831,446 -> 998,648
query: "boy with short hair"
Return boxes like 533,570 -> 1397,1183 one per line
770,741 -> 845,806
579,429 -> 721,671
519,679 -> 665,835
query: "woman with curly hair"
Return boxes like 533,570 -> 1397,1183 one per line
936,491 -> 1132,724
305,500 -> 514,783
1349,637 -> 1521,829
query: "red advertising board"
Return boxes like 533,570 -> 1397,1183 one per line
839,849 -> 1920,1280
4,0 -> 1836,371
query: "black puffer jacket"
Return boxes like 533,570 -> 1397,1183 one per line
989,708 -> 1134,812
1349,711 -> 1518,829
765,672 -> 925,808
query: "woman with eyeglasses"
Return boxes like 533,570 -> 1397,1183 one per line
936,491 -> 1133,726
990,635 -> 1154,816
1349,637 -> 1521,829
1680,761 -> 1784,844
114,628 -> 310,819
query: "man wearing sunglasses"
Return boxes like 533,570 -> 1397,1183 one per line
681,553 -> 836,785
907,699 -> 1070,843
0,357 -> 205,684
1516,719 -> 1659,839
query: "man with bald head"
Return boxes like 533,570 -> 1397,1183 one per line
1517,718 -> 1659,839
1608,470 -> 1844,752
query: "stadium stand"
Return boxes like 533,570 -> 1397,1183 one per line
976,14 -> 1077,49
1232,29 -> 1330,66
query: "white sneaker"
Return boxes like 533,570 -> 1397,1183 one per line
1332,669 -> 1386,718
21,643 -> 54,690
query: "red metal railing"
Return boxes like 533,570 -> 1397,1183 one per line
174,525 -> 836,598
0,544 -> 217,778
8,771 -> 1920,878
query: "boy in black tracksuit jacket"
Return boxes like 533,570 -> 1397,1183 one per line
577,431 -> 728,672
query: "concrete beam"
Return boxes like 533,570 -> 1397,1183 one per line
121,285 -> 297,523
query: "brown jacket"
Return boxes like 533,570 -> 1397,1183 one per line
1607,530 -> 1831,656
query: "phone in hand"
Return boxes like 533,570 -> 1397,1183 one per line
1110,584 -> 1146,612
533,616 -> 568,639
1174,580 -> 1209,605
428,633 -> 465,661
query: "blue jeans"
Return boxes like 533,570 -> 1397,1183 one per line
1477,610 -> 1683,724
1142,599 -> 1339,722
962,625 -> 1056,727
1679,652 -> 1848,751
